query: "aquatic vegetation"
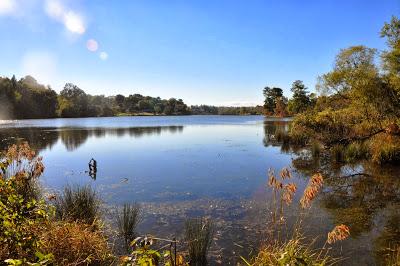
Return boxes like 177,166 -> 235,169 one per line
117,202 -> 141,251
54,184 -> 100,225
185,218 -> 214,266
327,224 -> 350,244
300,173 -> 323,209
246,168 -> 349,265
247,238 -> 333,266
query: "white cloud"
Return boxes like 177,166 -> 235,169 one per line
0,0 -> 16,15
86,39 -> 98,52
99,51 -> 108,60
44,0 -> 85,34
21,52 -> 58,86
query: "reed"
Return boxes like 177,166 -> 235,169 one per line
55,184 -> 100,225
117,202 -> 141,251
185,218 -> 214,266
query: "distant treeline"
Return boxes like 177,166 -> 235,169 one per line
0,75 -> 190,119
190,105 -> 264,115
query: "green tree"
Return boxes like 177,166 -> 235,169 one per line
263,87 -> 283,114
287,80 -> 311,114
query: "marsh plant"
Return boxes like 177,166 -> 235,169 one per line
185,218 -> 214,266
117,202 -> 141,251
55,184 -> 100,225
246,168 -> 350,265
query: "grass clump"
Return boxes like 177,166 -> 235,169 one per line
117,202 -> 141,251
55,184 -> 100,225
344,141 -> 369,162
250,238 -> 332,266
40,221 -> 114,265
185,218 -> 214,266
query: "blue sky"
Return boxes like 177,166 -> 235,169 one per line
0,0 -> 398,106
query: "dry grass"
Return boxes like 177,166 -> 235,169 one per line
40,221 -> 114,265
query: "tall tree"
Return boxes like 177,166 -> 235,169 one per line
263,87 -> 283,114
287,80 -> 311,114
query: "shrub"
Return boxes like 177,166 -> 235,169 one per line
55,184 -> 100,224
369,135 -> 400,164
117,202 -> 141,251
185,218 -> 214,266
0,143 -> 50,262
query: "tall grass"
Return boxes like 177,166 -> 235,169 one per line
55,184 -> 100,225
247,168 -> 350,265
117,202 -> 141,251
185,218 -> 214,266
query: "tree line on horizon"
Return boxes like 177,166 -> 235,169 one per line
0,74 -> 269,119
0,75 -> 192,119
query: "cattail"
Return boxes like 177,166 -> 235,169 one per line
282,183 -> 297,205
300,173 -> 323,208
327,224 -> 350,244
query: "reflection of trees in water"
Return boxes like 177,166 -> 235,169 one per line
60,129 -> 90,151
0,127 -> 59,152
262,120 -> 288,147
289,149 -> 400,264
0,126 -> 184,152
59,126 -> 184,151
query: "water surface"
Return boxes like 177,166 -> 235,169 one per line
1,116 -> 399,265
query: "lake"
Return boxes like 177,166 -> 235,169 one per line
1,115 -> 399,265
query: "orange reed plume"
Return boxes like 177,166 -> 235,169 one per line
268,169 -> 283,189
280,167 -> 292,180
300,173 -> 323,208
327,224 -> 350,244
282,183 -> 297,205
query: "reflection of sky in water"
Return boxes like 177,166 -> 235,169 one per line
39,123 -> 293,203
1,115 -> 399,265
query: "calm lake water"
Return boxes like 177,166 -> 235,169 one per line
1,115 -> 399,265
